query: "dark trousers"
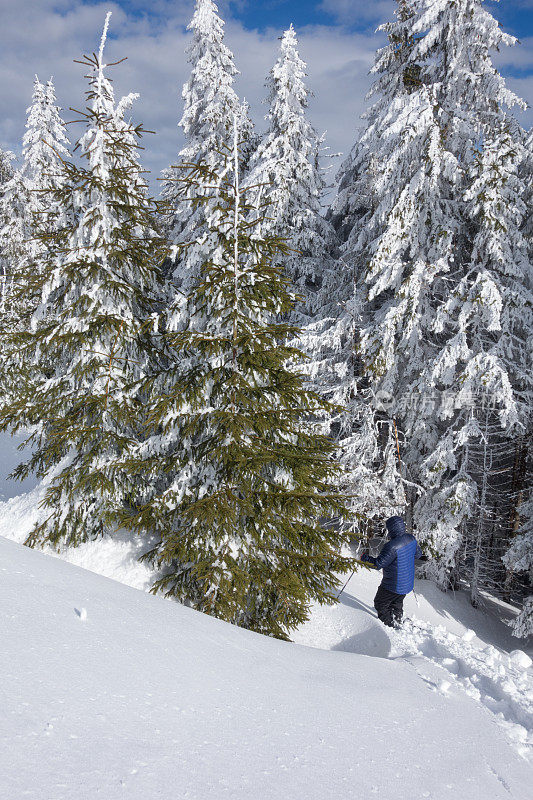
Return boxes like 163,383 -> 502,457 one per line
374,584 -> 406,627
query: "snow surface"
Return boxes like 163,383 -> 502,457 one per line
1,431 -> 532,797
0,474 -> 156,591
295,568 -> 533,757
1,534 -> 532,800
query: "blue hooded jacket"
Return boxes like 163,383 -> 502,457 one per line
367,517 -> 422,594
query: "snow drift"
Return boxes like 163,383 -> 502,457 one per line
1,535 -> 531,800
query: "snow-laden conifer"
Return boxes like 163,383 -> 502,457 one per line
0,147 -> 13,185
322,0 -> 442,530
0,14 -> 166,549
409,1 -> 527,589
399,0 -> 529,589
512,597 -> 533,639
0,76 -> 70,337
176,0 -> 248,167
246,25 -> 336,324
0,171 -> 29,316
0,147 -> 15,316
412,119 -> 532,593
22,76 -> 70,189
504,492 -> 533,637
414,0 -> 524,155
117,120 -> 354,640
341,0 -> 457,401
330,0 -> 530,579
162,0 -> 253,289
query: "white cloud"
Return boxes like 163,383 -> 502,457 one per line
494,35 -> 533,70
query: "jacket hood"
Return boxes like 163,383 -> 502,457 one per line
386,516 -> 406,538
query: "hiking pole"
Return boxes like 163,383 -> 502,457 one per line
336,519 -> 364,600
337,552 -> 366,600
336,568 -> 357,600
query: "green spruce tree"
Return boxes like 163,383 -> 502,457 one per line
117,119 -> 355,639
0,14 -> 167,548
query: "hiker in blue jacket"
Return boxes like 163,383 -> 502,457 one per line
361,516 -> 422,628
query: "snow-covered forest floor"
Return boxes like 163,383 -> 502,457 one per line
1,433 -> 532,799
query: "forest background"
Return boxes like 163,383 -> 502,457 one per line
0,0 -> 532,640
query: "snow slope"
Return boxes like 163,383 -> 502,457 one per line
1,534 -> 532,800
295,569 -> 533,759
0,475 -> 156,591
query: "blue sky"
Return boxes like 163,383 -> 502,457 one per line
486,1 -> 533,39
0,0 -> 531,189
110,0 -> 533,38
111,0 -> 533,37
236,0 -> 533,38
226,0 -> 337,30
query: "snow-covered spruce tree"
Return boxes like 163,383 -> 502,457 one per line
0,146 -> 13,184
504,487 -> 533,637
161,0 -> 254,289
0,14 -> 166,548
419,119 -> 532,602
513,595 -> 533,639
330,0 -> 529,583
403,1 -> 529,590
324,0 -> 448,532
355,4 -> 459,530
505,132 -> 533,631
245,24 -> 337,325
414,0 -> 523,164
0,167 -> 26,322
0,155 -> 34,401
0,76 -> 70,340
117,122 -> 354,640
512,597 -> 533,639
23,75 -> 70,191
0,147 -> 15,317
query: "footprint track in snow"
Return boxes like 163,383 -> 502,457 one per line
392,618 -> 533,759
